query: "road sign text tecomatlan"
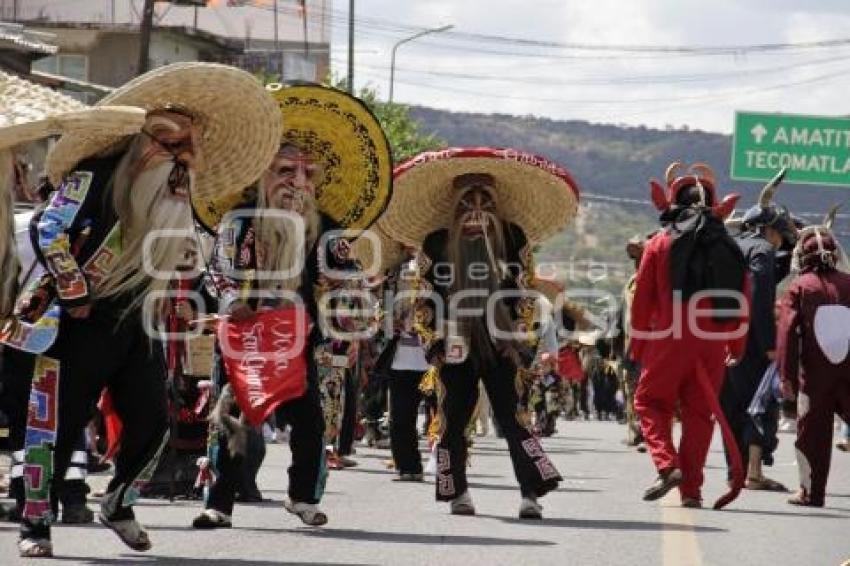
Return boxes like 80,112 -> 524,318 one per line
732,111 -> 850,186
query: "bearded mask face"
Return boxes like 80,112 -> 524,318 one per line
255,144 -> 322,291
96,111 -> 203,304
453,175 -> 498,240
136,109 -> 202,199
261,144 -> 322,215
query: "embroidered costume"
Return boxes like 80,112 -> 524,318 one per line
379,146 -> 579,518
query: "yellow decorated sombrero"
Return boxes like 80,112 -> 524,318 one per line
46,63 -> 282,231
266,83 -> 393,232
381,147 -> 580,247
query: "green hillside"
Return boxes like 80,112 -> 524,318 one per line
408,106 -> 849,294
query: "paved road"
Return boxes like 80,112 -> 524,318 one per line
2,419 -> 849,565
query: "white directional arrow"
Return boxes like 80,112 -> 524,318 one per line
751,123 -> 768,144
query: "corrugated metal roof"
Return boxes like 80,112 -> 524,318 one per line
0,22 -> 58,55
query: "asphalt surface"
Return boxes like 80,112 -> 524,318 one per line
1,419 -> 849,565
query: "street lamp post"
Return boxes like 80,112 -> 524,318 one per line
389,24 -> 453,104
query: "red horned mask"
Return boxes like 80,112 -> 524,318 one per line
650,161 -> 739,220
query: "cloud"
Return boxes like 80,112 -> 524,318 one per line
332,0 -> 850,133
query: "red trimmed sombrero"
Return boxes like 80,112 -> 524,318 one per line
380,147 -> 580,247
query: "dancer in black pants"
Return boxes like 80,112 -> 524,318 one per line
388,369 -> 426,479
191,82 -> 393,530
204,372 -> 325,520
380,147 -> 577,518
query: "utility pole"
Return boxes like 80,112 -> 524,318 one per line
12,0 -> 17,22
273,0 -> 279,52
137,0 -> 156,76
111,0 -> 116,24
347,0 -> 354,94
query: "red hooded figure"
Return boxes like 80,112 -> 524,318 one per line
631,162 -> 749,509
777,212 -> 850,507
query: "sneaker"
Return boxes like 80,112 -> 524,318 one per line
643,468 -> 683,501
192,509 -> 232,529
98,513 -> 152,552
61,503 -> 94,524
395,472 -> 424,482
284,497 -> 328,526
18,537 -> 53,558
681,497 -> 702,509
519,497 -> 543,519
450,491 -> 476,516
338,455 -> 358,468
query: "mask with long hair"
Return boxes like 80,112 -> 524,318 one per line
255,180 -> 320,293
447,181 -> 514,363
94,131 -> 195,305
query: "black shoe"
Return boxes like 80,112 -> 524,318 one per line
235,490 -> 264,503
643,468 -> 683,501
87,455 -> 112,474
61,504 -> 95,524
192,509 -> 232,529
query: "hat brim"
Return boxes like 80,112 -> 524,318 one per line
46,63 -> 282,232
0,106 -> 146,152
381,147 -> 580,247
267,83 -> 393,232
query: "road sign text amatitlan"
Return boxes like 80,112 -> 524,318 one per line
732,111 -> 850,186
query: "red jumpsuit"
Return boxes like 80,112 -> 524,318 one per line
632,231 -> 749,503
777,269 -> 850,506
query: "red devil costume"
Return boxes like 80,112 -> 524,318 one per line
777,213 -> 850,507
632,162 -> 749,508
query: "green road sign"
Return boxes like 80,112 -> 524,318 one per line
731,111 -> 850,186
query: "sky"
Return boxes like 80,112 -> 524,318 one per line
11,1 -> 850,133
328,0 -> 850,134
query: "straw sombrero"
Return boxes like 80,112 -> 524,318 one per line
266,83 -> 392,232
382,147 -> 580,247
0,71 -> 145,151
46,63 -> 282,231
352,225 -> 407,275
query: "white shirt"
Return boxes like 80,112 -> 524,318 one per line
391,332 -> 430,372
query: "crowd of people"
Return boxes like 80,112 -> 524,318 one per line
0,63 -> 847,558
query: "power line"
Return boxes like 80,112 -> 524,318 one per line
354,64 -> 850,106
331,52 -> 850,88
238,1 -> 850,60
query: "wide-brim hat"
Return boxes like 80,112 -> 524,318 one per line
382,147 -> 580,247
46,63 -> 282,231
352,225 -> 407,275
266,83 -> 393,232
0,71 -> 145,151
